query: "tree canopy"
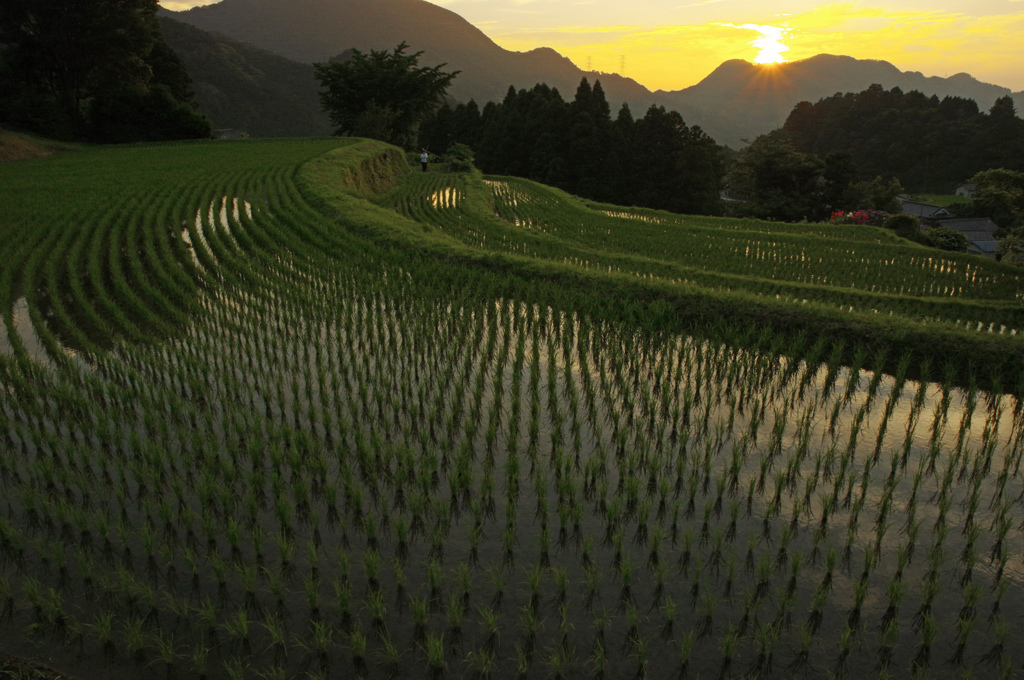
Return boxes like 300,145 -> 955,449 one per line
419,78 -> 724,215
724,136 -> 903,222
314,42 -> 458,148
779,84 -> 1024,192
971,168 -> 1024,231
0,0 -> 210,141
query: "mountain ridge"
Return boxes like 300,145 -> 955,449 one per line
162,0 -> 1024,147
163,0 -> 656,112
654,53 -> 1019,145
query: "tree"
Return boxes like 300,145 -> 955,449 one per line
996,232 -> 1024,267
969,168 -> 1024,231
629,105 -> 722,215
314,42 -> 458,148
883,214 -> 925,243
0,0 -> 209,140
727,137 -> 824,221
780,84 -> 1024,192
442,143 -> 475,173
840,176 -> 903,213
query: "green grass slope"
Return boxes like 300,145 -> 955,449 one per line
303,154 -> 1024,385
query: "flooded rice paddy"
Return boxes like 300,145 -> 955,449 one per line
1,260 -> 1022,680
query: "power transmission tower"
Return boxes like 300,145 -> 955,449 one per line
586,56 -> 592,70
620,55 -> 626,75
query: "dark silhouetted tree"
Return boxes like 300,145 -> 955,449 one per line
314,42 -> 458,148
422,78 -> 723,215
0,0 -> 210,141
780,84 -> 1024,192
727,137 -> 824,221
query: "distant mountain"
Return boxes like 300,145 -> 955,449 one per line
162,0 -> 657,115
158,16 -> 331,137
656,54 -> 1018,147
161,0 -> 1023,148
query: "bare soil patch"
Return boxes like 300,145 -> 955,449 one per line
0,129 -> 77,162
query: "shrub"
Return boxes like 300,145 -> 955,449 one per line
443,143 -> 475,173
925,225 -> 969,252
883,214 -> 926,243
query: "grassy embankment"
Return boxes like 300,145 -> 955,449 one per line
0,127 -> 77,162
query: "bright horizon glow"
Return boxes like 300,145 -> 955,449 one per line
159,0 -> 1024,92
720,24 -> 791,64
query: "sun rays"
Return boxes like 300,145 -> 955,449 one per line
721,23 -> 791,64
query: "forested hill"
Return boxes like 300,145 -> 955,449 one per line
158,17 -> 331,137
657,54 -> 1021,148
778,84 -> 1024,192
163,0 -> 1023,147
161,0 -> 658,119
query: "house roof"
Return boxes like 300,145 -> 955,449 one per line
899,200 -> 951,219
967,242 -> 1000,258
936,217 -> 1001,259
940,217 -> 999,235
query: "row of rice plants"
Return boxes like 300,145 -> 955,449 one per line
380,173 -> 1024,337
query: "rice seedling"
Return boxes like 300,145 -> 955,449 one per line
420,631 -> 447,679
261,613 -> 289,664
717,623 -> 738,680
376,629 -> 402,679
122,616 -> 147,667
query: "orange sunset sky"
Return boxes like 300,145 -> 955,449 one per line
161,0 -> 1024,92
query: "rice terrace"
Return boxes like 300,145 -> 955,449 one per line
3,135 -> 1024,680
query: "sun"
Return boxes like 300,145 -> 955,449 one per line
719,23 -> 790,64
748,24 -> 790,64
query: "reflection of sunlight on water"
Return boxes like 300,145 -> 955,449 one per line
0,316 -> 12,359
13,297 -> 53,367
9,297 -> 92,370
428,187 -> 461,209
57,259 -> 1024,678
192,206 -> 218,267
12,296 -> 92,368
214,196 -> 253,238
187,197 -> 254,269
602,210 -> 668,224
180,226 -> 202,269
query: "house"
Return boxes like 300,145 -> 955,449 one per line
898,199 -> 952,219
955,183 -> 977,199
935,217 -> 1001,259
